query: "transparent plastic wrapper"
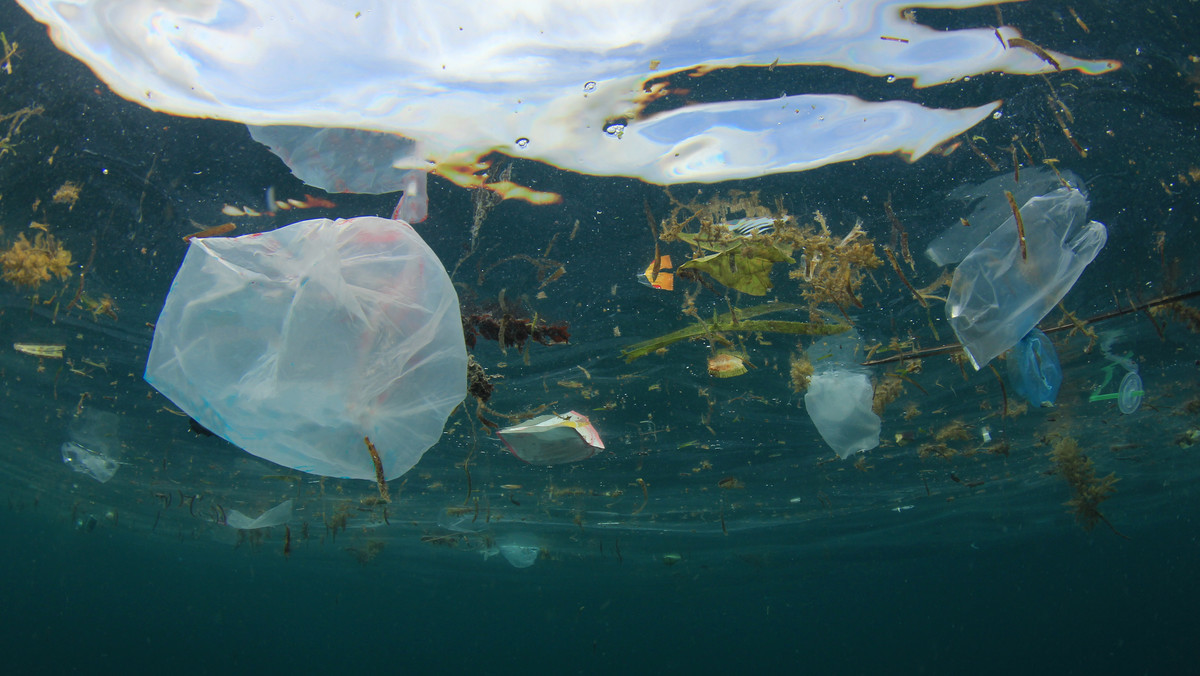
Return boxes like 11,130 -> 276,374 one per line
926,167 -> 1083,267
1006,329 -> 1062,407
17,1 -> 1118,190
144,216 -> 467,480
947,187 -> 1107,369
803,331 -> 881,459
60,409 -> 121,483
497,412 -> 604,465
225,500 -> 293,530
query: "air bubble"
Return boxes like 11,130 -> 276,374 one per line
515,137 -> 530,148
583,81 -> 597,92
992,109 -> 1003,120
603,120 -> 627,138
886,75 -> 896,83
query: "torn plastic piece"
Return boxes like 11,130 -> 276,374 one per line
248,126 -> 423,195
495,533 -> 541,569
226,500 -> 293,530
803,330 -> 881,459
60,410 -> 121,483
498,411 -> 604,465
1005,329 -> 1062,407
946,187 -> 1106,369
144,216 -> 467,480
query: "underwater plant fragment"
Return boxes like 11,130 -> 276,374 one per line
1050,435 -> 1126,538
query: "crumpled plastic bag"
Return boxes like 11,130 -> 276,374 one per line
145,216 -> 467,481
926,166 -> 1083,267
803,330 -> 881,459
947,187 -> 1106,369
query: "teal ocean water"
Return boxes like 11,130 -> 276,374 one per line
1,2 -> 1197,673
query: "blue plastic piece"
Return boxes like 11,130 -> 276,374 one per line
1006,329 -> 1062,407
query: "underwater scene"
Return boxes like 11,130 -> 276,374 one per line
1,1 -> 1197,673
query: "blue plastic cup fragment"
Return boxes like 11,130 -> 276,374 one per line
1006,329 -> 1062,407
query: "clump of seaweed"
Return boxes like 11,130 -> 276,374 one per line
934,420 -> 972,442
657,192 -> 880,318
1151,301 -> 1200,333
789,354 -> 814,392
1,232 -> 72,288
872,375 -> 906,415
779,211 -> 881,319
918,443 -> 956,460
1050,435 -> 1127,538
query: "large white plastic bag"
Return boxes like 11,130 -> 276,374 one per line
145,216 -> 467,481
946,187 -> 1106,369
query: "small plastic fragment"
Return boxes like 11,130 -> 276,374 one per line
225,500 -> 294,530
498,411 -> 604,465
803,330 -> 881,459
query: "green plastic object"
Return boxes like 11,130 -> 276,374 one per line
1088,353 -> 1144,414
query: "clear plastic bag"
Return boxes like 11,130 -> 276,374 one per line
145,216 -> 467,480
926,166 -> 1083,267
947,187 -> 1106,369
803,330 -> 881,459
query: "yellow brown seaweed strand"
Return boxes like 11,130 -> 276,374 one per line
364,436 -> 390,503
1005,190 -> 1027,261
883,246 -> 927,308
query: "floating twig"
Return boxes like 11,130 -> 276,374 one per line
364,436 -> 390,503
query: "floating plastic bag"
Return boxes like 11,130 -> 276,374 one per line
1006,329 -> 1062,407
226,500 -> 293,530
803,331 -> 881,459
498,412 -> 604,465
60,409 -> 121,483
145,216 -> 467,481
17,1 -> 1118,190
926,166 -> 1083,266
947,187 -> 1107,369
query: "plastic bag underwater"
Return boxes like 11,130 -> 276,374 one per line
946,187 -> 1106,369
144,216 -> 467,480
803,330 -> 881,459
1005,329 -> 1062,407
60,409 -> 121,483
926,166 -> 1083,267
